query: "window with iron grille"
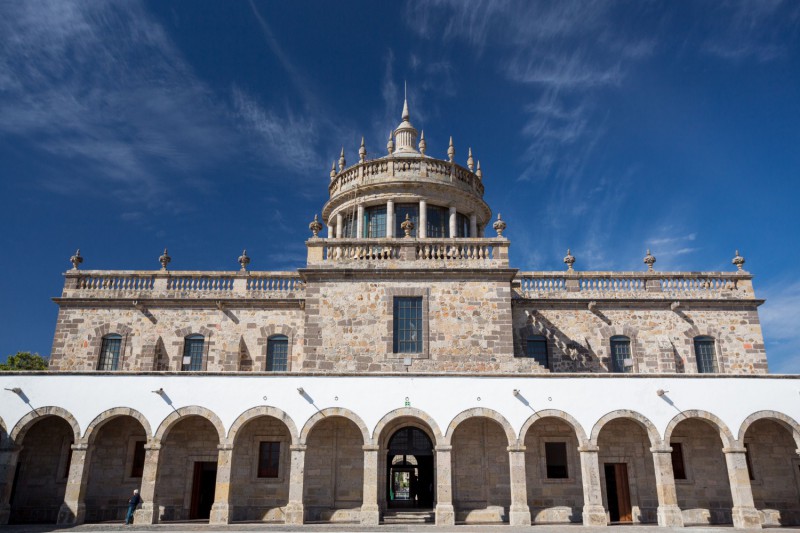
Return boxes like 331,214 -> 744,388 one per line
426,205 -> 449,238
181,335 -> 204,371
525,335 -> 549,367
610,336 -> 632,373
258,441 -> 280,478
267,335 -> 288,371
98,334 -> 122,371
363,205 -> 387,237
394,204 -> 418,237
545,442 -> 569,479
393,297 -> 422,353
694,336 -> 718,373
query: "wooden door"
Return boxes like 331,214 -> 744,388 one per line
604,463 -> 632,523
189,461 -> 217,520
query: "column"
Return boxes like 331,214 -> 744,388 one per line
386,200 -> 395,238
336,213 -> 343,238
578,444 -> 608,526
361,445 -> 380,525
449,206 -> 457,238
724,446 -> 762,529
209,443 -> 233,524
356,204 -> 364,239
134,442 -> 161,524
650,445 -> 684,527
508,445 -> 531,526
418,199 -> 427,239
469,214 -> 478,238
57,442 -> 91,525
285,444 -> 306,525
435,445 -> 455,525
0,445 -> 21,525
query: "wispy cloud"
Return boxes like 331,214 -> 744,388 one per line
760,280 -> 800,373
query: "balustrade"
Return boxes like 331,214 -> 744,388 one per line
307,238 -> 509,267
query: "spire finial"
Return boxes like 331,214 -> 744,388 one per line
402,86 -> 410,122
493,213 -> 507,237
238,249 -> 251,271
359,136 -> 366,163
448,136 -> 455,163
564,248 -> 576,272
330,160 -> 336,180
308,214 -> 323,238
70,249 -> 83,270
476,160 -> 482,179
467,147 -> 474,171
159,248 -> 171,271
387,130 -> 394,154
732,249 -> 746,272
419,130 -> 426,154
644,249 -> 656,272
338,147 -> 346,171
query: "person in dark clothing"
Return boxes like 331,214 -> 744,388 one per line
125,489 -> 141,525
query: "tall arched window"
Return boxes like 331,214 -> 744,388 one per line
98,334 -> 122,371
610,335 -> 632,373
182,335 -> 205,371
267,335 -> 289,371
525,335 -> 549,368
693,336 -> 718,373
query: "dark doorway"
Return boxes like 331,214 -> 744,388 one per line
604,463 -> 632,523
386,427 -> 434,509
190,461 -> 217,520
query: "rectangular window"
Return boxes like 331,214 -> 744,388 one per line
258,441 -> 280,478
130,440 -> 146,478
525,336 -> 549,367
545,442 -> 569,479
341,213 -> 357,238
98,336 -> 121,371
426,205 -> 449,238
671,442 -> 687,480
182,336 -> 204,371
393,297 -> 423,353
694,338 -> 719,373
267,337 -> 288,371
610,337 -> 632,373
456,213 -> 470,237
363,205 -> 387,238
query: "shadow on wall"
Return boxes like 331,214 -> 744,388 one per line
524,310 -> 605,372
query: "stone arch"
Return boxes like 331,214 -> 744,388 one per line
227,405 -> 299,445
738,410 -> 800,450
590,409 -> 661,447
258,324 -> 297,371
519,409 -> 589,446
444,407 -> 517,446
597,324 -> 643,373
663,409 -> 735,448
10,406 -> 81,444
153,405 -> 225,443
372,407 -> 444,446
83,407 -> 152,444
299,407 -> 370,445
91,322 -> 134,371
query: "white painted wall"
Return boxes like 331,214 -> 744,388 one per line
1,374 -> 798,444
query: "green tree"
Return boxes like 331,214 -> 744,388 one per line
0,352 -> 49,370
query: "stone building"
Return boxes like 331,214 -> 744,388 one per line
0,99 -> 797,529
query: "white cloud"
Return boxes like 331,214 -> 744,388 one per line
760,280 -> 800,373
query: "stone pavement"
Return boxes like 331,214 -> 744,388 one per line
1,524 -> 795,533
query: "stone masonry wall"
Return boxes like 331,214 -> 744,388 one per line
230,416 -> 292,522
49,307 -> 304,372
744,419 -> 800,526
513,304 -> 767,374
597,419 -> 658,524
84,416 -> 146,522
672,419 -> 733,525
452,418 -> 511,523
303,417 -> 364,522
10,417 -> 72,524
156,416 -> 219,521
524,418 -> 584,523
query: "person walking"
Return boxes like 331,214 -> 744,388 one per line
125,489 -> 141,525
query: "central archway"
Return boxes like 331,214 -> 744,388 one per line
386,427 -> 434,509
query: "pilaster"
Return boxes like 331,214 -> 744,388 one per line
57,442 -> 91,525
650,445 -> 684,527
356,204 -> 364,239
361,445 -> 380,525
508,445 -> 531,526
209,443 -> 233,524
285,444 -> 306,525
434,445 -> 455,525
134,442 -> 161,524
578,444 -> 608,526
448,206 -> 457,238
723,446 -> 762,529
419,199 -> 427,238
386,200 -> 395,238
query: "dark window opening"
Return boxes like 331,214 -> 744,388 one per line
182,335 -> 204,371
364,205 -> 387,238
131,440 -> 146,478
525,335 -> 549,367
694,336 -> 719,373
258,441 -> 281,478
670,442 -> 686,480
393,297 -> 423,353
267,335 -> 288,371
98,334 -> 122,371
545,442 -> 569,479
610,336 -> 632,373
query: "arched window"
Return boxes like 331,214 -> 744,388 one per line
693,336 -> 718,373
181,335 -> 204,371
525,335 -> 549,368
363,205 -> 387,237
98,334 -> 122,371
610,335 -> 632,373
267,335 -> 289,371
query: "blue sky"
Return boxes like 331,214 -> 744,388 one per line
1,1 -> 798,371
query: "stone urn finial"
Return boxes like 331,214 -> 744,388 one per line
447,136 -> 455,163
387,131 -> 394,155
309,214 -> 323,238
644,249 -> 656,271
419,130 -> 426,154
732,249 -> 745,271
476,160 -> 482,179
359,136 -> 366,163
564,248 -> 576,271
493,213 -> 507,237
338,147 -> 346,171
159,248 -> 171,271
401,213 -> 415,238
467,147 -> 474,171
329,161 -> 336,180
238,249 -> 250,271
70,249 -> 83,270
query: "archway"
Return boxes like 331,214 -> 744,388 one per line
385,427 -> 434,510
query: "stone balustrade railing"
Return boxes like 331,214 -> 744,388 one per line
329,156 -> 484,199
516,271 -> 755,300
61,271 -> 304,299
306,237 -> 509,267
